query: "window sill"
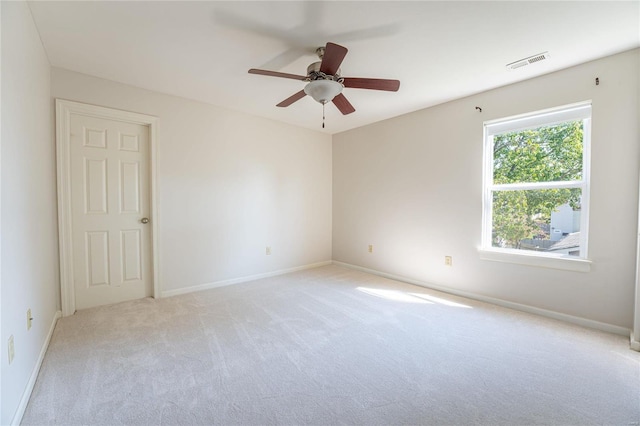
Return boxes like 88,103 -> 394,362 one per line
478,248 -> 592,272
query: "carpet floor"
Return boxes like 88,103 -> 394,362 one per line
22,265 -> 640,425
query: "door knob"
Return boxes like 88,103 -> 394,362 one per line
141,218 -> 149,224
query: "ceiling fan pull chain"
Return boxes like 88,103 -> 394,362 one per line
322,102 -> 325,129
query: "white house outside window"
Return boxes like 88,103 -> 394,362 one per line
481,102 -> 591,267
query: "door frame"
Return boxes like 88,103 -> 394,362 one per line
56,99 -> 159,317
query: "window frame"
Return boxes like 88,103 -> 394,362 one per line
480,102 -> 592,272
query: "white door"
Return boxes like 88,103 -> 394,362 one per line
69,113 -> 152,310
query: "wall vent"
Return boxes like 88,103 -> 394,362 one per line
506,51 -> 550,71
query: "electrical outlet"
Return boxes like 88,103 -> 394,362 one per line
8,335 -> 15,365
368,245 -> 373,253
27,309 -> 32,331
445,256 -> 453,266
266,246 -> 271,255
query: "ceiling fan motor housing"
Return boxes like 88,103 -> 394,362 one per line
306,62 -> 343,83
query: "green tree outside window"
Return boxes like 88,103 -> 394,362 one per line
491,122 -> 583,249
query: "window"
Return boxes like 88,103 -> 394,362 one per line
482,102 -> 591,264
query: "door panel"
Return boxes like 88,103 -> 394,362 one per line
121,229 -> 142,282
85,231 -> 110,287
70,114 -> 152,310
120,161 -> 140,213
85,158 -> 108,214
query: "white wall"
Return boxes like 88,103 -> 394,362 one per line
52,68 -> 332,295
1,2 -> 60,424
333,49 -> 640,329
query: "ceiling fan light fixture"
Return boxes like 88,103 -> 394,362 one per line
304,80 -> 343,104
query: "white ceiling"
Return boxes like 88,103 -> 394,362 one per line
28,1 -> 640,134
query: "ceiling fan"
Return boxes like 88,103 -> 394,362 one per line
248,42 -> 400,125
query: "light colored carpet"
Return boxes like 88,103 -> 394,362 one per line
22,265 -> 640,425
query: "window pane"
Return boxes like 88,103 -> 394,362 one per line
493,121 -> 583,184
491,188 -> 582,256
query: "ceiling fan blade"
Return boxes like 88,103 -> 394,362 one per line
320,42 -> 348,75
277,90 -> 307,107
343,78 -> 400,92
248,69 -> 307,81
332,93 -> 355,115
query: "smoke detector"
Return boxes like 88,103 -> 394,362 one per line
506,51 -> 550,71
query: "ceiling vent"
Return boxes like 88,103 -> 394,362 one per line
506,52 -> 550,71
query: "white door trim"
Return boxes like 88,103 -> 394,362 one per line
632,172 -> 640,351
56,99 -> 160,317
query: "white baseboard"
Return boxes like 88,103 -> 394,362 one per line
631,333 -> 640,352
11,310 -> 62,426
162,261 -> 333,298
332,261 -> 631,337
